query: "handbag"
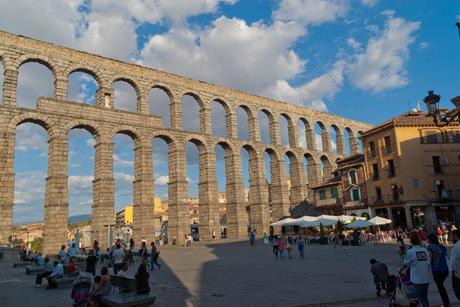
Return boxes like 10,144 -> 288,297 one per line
394,286 -> 410,306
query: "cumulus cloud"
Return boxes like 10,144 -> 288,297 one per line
15,122 -> 48,153
155,175 -> 169,185
114,172 -> 134,183
419,41 -> 429,50
113,154 -> 134,168
274,0 -> 349,25
14,171 -> 46,204
349,15 -> 420,92
361,0 -> 378,7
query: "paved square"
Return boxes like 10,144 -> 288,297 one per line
0,240 -> 459,306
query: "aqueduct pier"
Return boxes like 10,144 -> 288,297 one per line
0,31 -> 372,255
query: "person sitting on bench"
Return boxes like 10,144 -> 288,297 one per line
135,263 -> 150,295
46,260 -> 64,289
35,258 -> 53,287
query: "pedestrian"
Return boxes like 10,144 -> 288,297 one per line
426,233 -> 450,307
397,236 -> 406,264
263,232 -> 269,245
286,237 -> 293,259
86,249 -> 98,276
403,231 -> 430,307
35,257 -> 53,287
278,238 -> 285,259
369,258 -> 389,296
450,229 -> 460,301
135,263 -> 150,295
211,229 -> 216,240
150,242 -> 161,271
249,229 -> 256,247
298,237 -> 305,259
112,243 -> 124,275
272,236 -> 279,259
139,241 -> 148,262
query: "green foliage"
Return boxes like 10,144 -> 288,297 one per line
30,237 -> 43,253
68,220 -> 90,230
269,226 -> 274,236
336,220 -> 344,236
319,223 -> 325,238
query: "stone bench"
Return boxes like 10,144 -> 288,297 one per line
13,261 -> 29,267
101,275 -> 155,307
54,275 -> 76,288
25,265 -> 45,274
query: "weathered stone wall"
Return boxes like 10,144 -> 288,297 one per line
0,30 -> 372,255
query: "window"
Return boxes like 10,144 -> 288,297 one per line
350,188 -> 361,201
372,163 -> 379,180
435,180 -> 449,199
446,131 -> 460,143
369,141 -> 376,158
331,187 -> 338,198
319,189 -> 326,200
424,130 -> 439,143
411,178 -> 421,188
387,159 -> 395,177
432,156 -> 442,174
392,184 -> 399,202
348,169 -> 358,185
384,136 -> 392,153
375,187 -> 383,201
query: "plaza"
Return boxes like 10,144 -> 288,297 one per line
1,240 -> 459,306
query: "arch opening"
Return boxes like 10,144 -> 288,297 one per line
182,94 -> 200,132
185,141 -> 200,226
315,122 -> 325,152
113,80 -> 137,112
113,134 -> 135,215
297,119 -> 307,149
279,114 -> 290,147
330,125 -> 339,154
149,87 -> 171,128
236,106 -> 250,141
320,155 -> 332,182
211,100 -> 227,138
258,110 -> 271,144
13,122 -> 48,226
68,71 -> 99,104
17,62 -> 54,109
0,60 -> 4,104
344,127 -> 353,156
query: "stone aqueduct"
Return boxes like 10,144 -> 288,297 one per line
0,31 -> 371,255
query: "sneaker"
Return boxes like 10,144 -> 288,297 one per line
35,284 -> 41,288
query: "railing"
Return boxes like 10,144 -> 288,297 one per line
384,146 -> 393,154
343,201 -> 364,208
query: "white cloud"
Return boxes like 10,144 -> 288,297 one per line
155,175 -> 169,185
114,172 -> 134,183
264,60 -> 346,111
349,15 -> 420,92
347,37 -> 361,50
15,122 -> 48,153
113,154 -> 134,167
274,0 -> 349,25
68,175 -> 93,190
418,41 -> 429,50
14,171 -> 46,204
361,0 -> 378,7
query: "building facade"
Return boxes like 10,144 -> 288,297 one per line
362,110 -> 460,231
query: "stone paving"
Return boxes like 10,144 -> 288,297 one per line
1,240 -> 459,306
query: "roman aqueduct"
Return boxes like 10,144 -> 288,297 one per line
0,31 -> 371,255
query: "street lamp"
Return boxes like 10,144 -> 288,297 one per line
456,18 -> 460,39
423,90 -> 460,126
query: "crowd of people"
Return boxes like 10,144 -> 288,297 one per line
28,238 -> 158,306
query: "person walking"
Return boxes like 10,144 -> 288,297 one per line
286,237 -> 293,259
278,238 -> 285,259
298,237 -> 305,259
139,241 -> 148,263
150,242 -> 161,271
369,258 -> 389,296
272,236 -> 279,259
450,230 -> 460,301
403,231 -> 431,307
426,233 -> 450,307
112,243 -> 124,275
249,229 -> 256,247
86,249 -> 98,276
397,236 -> 407,264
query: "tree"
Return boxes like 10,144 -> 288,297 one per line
336,220 -> 344,236
319,223 -> 325,238
30,237 -> 43,253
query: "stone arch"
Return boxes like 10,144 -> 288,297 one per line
111,125 -> 140,142
112,77 -> 140,112
15,54 -> 57,75
8,112 -> 56,136
66,66 -> 103,87
0,54 -> 4,104
62,119 -> 102,140
67,68 -> 100,104
344,127 -> 358,155
315,121 -> 330,153
297,117 -> 315,151
279,113 -> 295,148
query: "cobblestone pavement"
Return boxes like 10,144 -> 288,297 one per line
1,240 -> 459,306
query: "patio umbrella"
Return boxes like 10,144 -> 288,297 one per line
338,215 -> 366,224
346,219 -> 370,229
368,216 -> 392,226
300,216 -> 337,228
270,218 -> 297,226
283,216 -> 317,226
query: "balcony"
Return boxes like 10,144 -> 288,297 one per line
317,198 -> 337,206
384,146 -> 393,154
372,173 -> 380,181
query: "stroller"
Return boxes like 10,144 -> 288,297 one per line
71,272 -> 93,307
389,269 -> 418,307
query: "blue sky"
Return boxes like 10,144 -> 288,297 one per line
1,0 -> 459,224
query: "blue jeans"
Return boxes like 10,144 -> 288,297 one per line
413,283 -> 429,307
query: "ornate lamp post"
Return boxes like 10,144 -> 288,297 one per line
423,90 -> 460,127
